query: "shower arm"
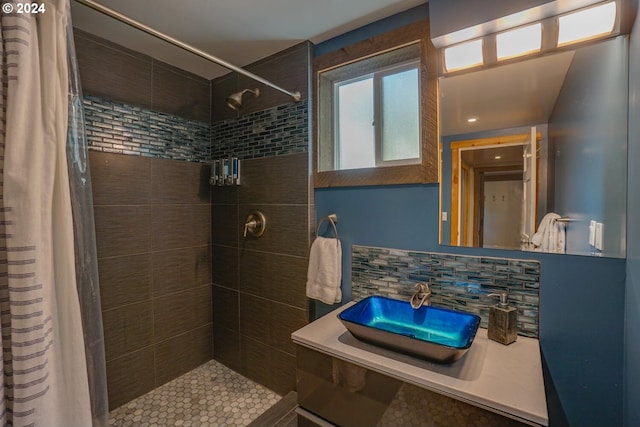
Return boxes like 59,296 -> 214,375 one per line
73,0 -> 302,102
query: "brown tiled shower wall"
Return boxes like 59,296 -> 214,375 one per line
76,29 -> 313,407
91,153 -> 213,410
74,30 -> 210,123
210,42 -> 313,395
75,30 -> 213,409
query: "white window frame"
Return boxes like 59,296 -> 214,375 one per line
332,59 -> 421,170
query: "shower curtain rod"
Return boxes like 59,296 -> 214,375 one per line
73,0 -> 302,102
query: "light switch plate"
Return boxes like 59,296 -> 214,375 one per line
595,222 -> 604,251
589,220 -> 596,246
442,212 -> 448,221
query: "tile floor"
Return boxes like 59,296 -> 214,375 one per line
108,360 -> 281,427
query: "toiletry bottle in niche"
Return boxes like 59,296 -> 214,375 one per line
223,157 -> 232,185
226,155 -> 234,185
487,292 -> 517,345
231,157 -> 240,185
210,160 -> 221,185
218,158 -> 228,186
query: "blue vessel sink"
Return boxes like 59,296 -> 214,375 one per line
338,296 -> 481,364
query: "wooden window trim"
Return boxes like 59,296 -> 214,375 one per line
313,18 -> 439,188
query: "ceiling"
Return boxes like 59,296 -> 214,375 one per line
70,0 -> 427,80
70,0 -> 577,132
461,145 -> 524,169
439,50 -> 575,136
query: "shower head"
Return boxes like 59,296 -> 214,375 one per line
227,88 -> 260,110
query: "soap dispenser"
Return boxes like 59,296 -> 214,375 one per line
487,292 -> 517,345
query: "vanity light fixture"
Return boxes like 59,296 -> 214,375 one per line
444,39 -> 484,72
497,23 -> 542,60
467,117 -> 478,123
557,1 -> 617,46
438,0 -> 623,75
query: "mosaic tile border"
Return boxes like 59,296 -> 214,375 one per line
84,95 -> 211,163
352,245 -> 540,337
84,95 -> 308,163
211,101 -> 308,160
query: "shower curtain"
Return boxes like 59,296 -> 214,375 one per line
66,3 -> 109,427
0,0 -> 107,425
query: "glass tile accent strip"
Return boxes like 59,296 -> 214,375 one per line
211,101 -> 309,160
84,95 -> 211,163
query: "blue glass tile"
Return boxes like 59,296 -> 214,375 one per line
509,273 -> 538,282
495,265 -> 523,274
102,147 -> 123,154
431,254 -> 456,261
84,95 -> 211,164
89,131 -> 111,138
465,276 -> 494,285
443,260 -> 468,268
511,260 -> 540,269
481,257 -> 509,265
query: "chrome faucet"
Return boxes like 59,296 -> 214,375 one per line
410,282 -> 431,309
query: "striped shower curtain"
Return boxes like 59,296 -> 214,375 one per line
0,0 -> 93,425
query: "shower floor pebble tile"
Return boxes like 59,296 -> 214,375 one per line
109,360 -> 281,427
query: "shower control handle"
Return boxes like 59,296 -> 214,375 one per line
243,210 -> 266,238
243,219 -> 257,237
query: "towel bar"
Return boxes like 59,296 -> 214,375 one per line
556,217 -> 574,223
316,214 -> 338,239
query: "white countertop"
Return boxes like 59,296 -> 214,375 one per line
292,302 -> 548,426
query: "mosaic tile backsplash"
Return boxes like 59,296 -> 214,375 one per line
211,101 -> 308,160
84,95 -> 211,163
352,246 -> 540,337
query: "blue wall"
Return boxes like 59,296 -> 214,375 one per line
314,6 -> 627,427
625,1 -> 640,426
316,186 -> 625,427
549,37 -> 628,257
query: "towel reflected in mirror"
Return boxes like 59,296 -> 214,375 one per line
531,213 -> 566,253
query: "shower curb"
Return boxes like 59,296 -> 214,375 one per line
248,391 -> 298,427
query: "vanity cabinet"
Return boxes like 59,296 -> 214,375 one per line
296,345 -> 529,427
292,303 -> 547,427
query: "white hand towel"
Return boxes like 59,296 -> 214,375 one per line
306,237 -> 342,305
531,213 -> 566,253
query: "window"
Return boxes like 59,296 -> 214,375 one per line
334,61 -> 420,170
313,18 -> 438,187
335,77 -> 375,169
317,43 -> 423,173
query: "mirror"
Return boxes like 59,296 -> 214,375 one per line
439,36 -> 628,258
